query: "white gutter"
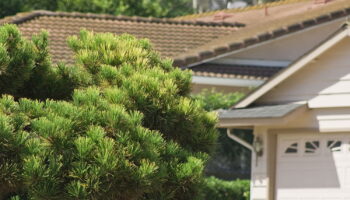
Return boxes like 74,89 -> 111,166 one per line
192,76 -> 264,87
226,128 -> 253,151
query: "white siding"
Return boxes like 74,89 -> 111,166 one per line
258,36 -> 350,107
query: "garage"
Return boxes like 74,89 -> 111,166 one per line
218,25 -> 350,200
276,133 -> 350,200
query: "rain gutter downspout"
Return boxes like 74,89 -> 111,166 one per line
226,128 -> 254,152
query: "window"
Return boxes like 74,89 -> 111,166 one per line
305,141 -> 320,154
327,140 -> 342,152
285,142 -> 298,154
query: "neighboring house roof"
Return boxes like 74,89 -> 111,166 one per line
0,10 -> 243,64
173,0 -> 350,67
219,103 -> 305,119
1,1 -> 349,81
233,22 -> 350,108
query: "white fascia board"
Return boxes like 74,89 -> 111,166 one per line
209,58 -> 291,67
234,28 -> 349,108
192,76 -> 264,87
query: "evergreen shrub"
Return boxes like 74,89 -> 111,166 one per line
202,177 -> 250,200
0,24 -> 217,200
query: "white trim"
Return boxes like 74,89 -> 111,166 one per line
235,26 -> 349,108
192,75 -> 264,87
210,58 -> 291,67
186,17 -> 347,68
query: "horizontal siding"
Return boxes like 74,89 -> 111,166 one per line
258,36 -> 350,107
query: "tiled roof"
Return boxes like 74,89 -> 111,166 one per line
2,0 -> 348,81
219,103 -> 305,119
0,10 -> 244,64
173,0 -> 350,67
191,64 -> 282,80
175,0 -> 309,20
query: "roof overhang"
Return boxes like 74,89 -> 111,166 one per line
218,103 -> 307,128
174,12 -> 350,68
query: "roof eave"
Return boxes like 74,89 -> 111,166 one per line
173,7 -> 350,68
218,103 -> 307,128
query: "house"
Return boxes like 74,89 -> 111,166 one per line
219,23 -> 350,200
2,0 -> 350,94
176,0 -> 350,92
175,0 -> 350,91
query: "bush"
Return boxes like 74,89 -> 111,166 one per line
202,177 -> 250,200
192,89 -> 244,111
0,24 -> 217,200
193,90 -> 252,179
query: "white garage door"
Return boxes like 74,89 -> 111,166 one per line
276,133 -> 350,200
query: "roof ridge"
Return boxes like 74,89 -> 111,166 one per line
174,0 -> 310,20
0,10 -> 245,28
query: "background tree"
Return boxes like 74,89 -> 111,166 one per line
0,24 -> 217,200
193,90 -> 253,180
0,0 -> 24,19
192,90 -> 251,200
0,0 -> 194,18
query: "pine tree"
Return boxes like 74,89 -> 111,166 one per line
0,24 -> 217,200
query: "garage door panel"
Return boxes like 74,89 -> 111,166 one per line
344,167 -> 350,187
277,168 -> 340,188
276,133 -> 350,199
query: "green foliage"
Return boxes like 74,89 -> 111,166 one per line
192,89 -> 244,111
193,89 -> 252,179
0,24 -> 88,100
205,128 -> 253,180
58,0 -> 193,18
202,177 -> 250,200
0,0 -> 24,20
0,24 -> 217,200
0,0 -> 193,18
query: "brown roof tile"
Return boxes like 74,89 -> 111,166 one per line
0,10 -> 244,64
